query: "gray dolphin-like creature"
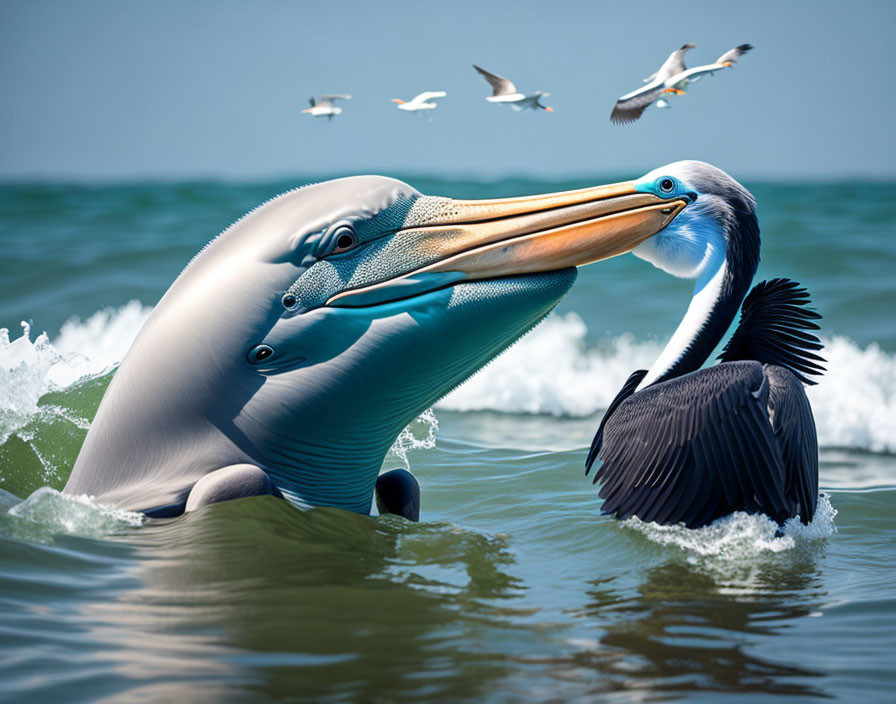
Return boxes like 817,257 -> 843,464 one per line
63,174 -> 691,518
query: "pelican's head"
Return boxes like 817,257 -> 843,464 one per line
627,161 -> 759,291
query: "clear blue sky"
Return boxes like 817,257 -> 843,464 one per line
1,0 -> 893,181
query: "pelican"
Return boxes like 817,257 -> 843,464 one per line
585,161 -> 825,528
301,94 -> 352,120
391,91 -> 447,116
473,65 -> 553,112
611,44 -> 752,124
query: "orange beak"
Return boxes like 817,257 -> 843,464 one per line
327,180 -> 690,306
391,99 -> 406,104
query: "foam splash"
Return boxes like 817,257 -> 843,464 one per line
5,486 -> 143,539
0,322 -> 63,443
623,493 -> 837,559
0,302 -> 152,444
387,409 -> 439,469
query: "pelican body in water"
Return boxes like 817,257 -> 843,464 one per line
611,44 -> 752,124
473,65 -> 553,112
64,170 -> 691,519
585,161 -> 825,528
302,94 -> 352,119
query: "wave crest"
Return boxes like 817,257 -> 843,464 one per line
3,486 -> 143,541
2,306 -> 894,455
440,313 -> 896,453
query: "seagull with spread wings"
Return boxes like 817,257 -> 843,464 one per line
473,65 -> 553,112
610,44 -> 752,125
391,91 -> 447,118
301,94 -> 352,120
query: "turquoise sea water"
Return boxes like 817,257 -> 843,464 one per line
1,176 -> 895,702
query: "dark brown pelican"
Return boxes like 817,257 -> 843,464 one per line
585,161 -> 825,528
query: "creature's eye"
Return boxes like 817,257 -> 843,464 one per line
247,344 -> 274,364
281,293 -> 297,309
659,177 -> 676,194
331,226 -> 358,254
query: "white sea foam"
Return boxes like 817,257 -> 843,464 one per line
807,336 -> 896,453
623,492 -> 837,558
439,314 -> 664,416
387,408 -> 439,469
6,486 -> 143,537
0,302 -> 152,443
440,313 -> 896,453
50,300 -> 152,387
621,494 -> 838,589
1,306 -> 894,454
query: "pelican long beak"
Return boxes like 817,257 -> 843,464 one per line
328,181 -> 689,307
391,99 -> 406,104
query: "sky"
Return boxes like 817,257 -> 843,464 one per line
1,0 -> 894,181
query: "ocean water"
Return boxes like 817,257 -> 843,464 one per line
1,176 -> 895,702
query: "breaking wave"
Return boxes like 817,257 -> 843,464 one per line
1,486 -> 143,542
1,305 -> 894,455
439,313 -> 896,453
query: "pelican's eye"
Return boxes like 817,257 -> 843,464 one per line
332,226 -> 358,253
658,177 -> 676,194
281,293 -> 297,309
247,344 -> 274,364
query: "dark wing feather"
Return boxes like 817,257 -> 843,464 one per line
716,43 -> 754,65
586,369 -> 647,471
594,361 -> 794,528
610,82 -> 665,124
765,365 -> 819,523
472,65 -> 516,96
719,278 -> 826,384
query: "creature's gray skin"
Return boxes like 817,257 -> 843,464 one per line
63,173 -> 690,518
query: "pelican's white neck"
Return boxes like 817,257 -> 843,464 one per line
638,256 -> 728,389
632,207 -> 730,390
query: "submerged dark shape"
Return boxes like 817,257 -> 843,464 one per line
586,162 -> 825,529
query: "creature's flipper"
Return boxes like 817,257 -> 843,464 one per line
376,468 -> 420,521
184,464 -> 275,512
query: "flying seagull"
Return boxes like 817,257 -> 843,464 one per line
610,44 -> 752,124
302,94 -> 352,120
391,91 -> 447,117
473,65 -> 553,112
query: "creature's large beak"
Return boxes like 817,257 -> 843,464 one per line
328,181 -> 688,307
